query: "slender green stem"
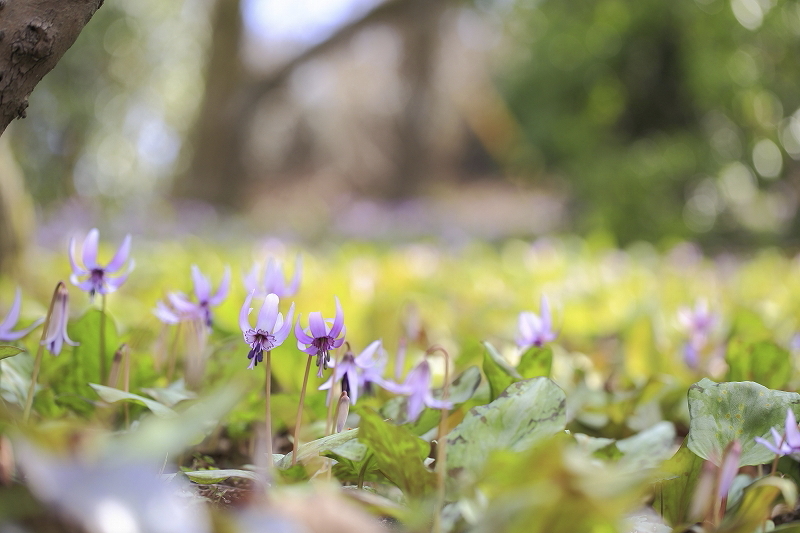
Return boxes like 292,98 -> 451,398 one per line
22,282 -> 61,423
99,293 -> 107,382
265,350 -> 273,467
357,453 -> 374,490
291,357 -> 313,466
123,342 -> 131,428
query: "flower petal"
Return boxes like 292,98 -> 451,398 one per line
355,340 -> 382,368
755,436 -> 783,456
286,255 -> 302,296
191,265 -> 211,302
68,238 -> 89,276
239,291 -> 254,333
308,312 -> 328,338
294,316 -> 314,344
329,297 -> 345,339
208,267 -> 231,306
257,293 -> 280,332
105,234 -> 132,272
274,303 -> 295,344
540,295 -> 551,333
786,409 -> 800,448
82,229 -> 100,269
0,288 -> 22,332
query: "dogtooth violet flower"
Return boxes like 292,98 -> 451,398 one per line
755,408 -> 800,459
240,291 -> 294,370
156,266 -> 230,327
42,283 -> 78,356
516,295 -> 557,348
69,229 -> 134,299
318,340 -> 386,405
382,359 -> 452,422
0,289 -> 44,341
295,297 -> 346,378
244,256 -> 302,298
677,299 -> 718,369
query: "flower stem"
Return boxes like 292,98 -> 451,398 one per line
265,350 -> 273,468
291,356 -> 312,466
166,322 -> 182,382
99,293 -> 107,382
428,345 -> 452,533
123,341 -> 131,428
22,282 -> 61,423
357,453 -> 374,490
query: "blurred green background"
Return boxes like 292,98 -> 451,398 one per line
3,0 -> 800,258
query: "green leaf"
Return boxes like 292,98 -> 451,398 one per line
0,346 -> 24,360
275,428 -> 360,469
725,340 -> 792,390
719,477 -> 797,533
687,379 -> 800,466
447,377 -> 566,481
652,441 -> 703,526
142,379 -> 197,407
356,407 -> 436,499
517,345 -> 552,379
89,383 -> 177,418
482,341 -> 521,401
183,469 -> 260,484
615,421 -> 677,471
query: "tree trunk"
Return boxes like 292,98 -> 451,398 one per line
0,0 -> 105,137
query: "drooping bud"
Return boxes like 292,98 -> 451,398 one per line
335,391 -> 350,433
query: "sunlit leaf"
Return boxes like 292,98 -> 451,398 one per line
182,469 -> 260,484
482,341 -> 520,401
142,379 -> 198,407
447,377 -> 566,481
652,441 -> 703,526
687,379 -> 800,466
90,383 -> 177,418
725,340 -> 792,390
276,428 -> 360,469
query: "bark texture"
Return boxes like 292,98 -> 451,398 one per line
0,0 -> 104,137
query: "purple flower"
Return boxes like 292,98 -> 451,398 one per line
240,292 -> 294,370
516,295 -> 557,348
382,359 -> 452,422
159,266 -> 230,327
717,440 -> 741,500
678,299 -> 718,369
318,340 -> 385,405
295,297 -> 346,378
69,229 -> 134,299
244,256 -> 301,298
755,408 -> 800,458
0,289 -> 44,341
41,283 -> 79,356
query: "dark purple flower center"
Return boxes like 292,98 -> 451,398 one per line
89,268 -> 105,297
312,336 -> 335,376
245,329 -> 276,367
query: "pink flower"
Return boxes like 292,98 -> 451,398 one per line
156,266 -> 230,327
41,283 -> 79,356
240,292 -> 294,370
295,297 -> 346,377
0,288 -> 44,341
516,295 -> 557,348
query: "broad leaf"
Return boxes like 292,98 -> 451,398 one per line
447,377 -> 566,481
687,379 -> 800,466
276,428 -> 360,469
652,441 -> 703,526
90,383 -> 177,419
356,407 -> 436,499
142,379 -> 197,407
0,346 -> 24,360
517,345 -> 552,379
482,341 -> 520,401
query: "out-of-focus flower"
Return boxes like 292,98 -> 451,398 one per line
158,266 -> 230,327
244,256 -> 302,298
0,288 -> 44,341
295,297 -> 346,377
335,391 -> 350,433
678,299 -> 719,369
42,282 -> 78,356
240,292 -> 294,370
69,228 -> 134,299
755,408 -> 800,459
717,440 -> 741,500
16,443 -> 210,533
382,359 -> 452,422
319,340 -> 385,404
516,295 -> 557,348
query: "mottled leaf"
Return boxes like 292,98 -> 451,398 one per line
276,428 -> 360,469
183,469 -> 260,484
687,379 -> 800,466
517,345 -> 552,379
447,377 -> 566,480
90,383 -> 177,419
482,341 -> 520,401
652,441 -> 703,526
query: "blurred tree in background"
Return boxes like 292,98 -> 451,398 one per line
4,0 -> 800,247
500,0 -> 800,245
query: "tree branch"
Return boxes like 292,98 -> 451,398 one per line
0,0 -> 104,137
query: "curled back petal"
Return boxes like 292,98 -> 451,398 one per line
329,297 -> 345,339
274,303 -> 295,344
294,317 -> 314,344
0,288 -> 22,331
239,291 -> 254,333
785,409 -> 800,449
82,229 -> 100,269
208,267 -> 231,306
191,265 -> 211,303
257,293 -> 280,332
68,238 -> 89,276
105,234 -> 132,272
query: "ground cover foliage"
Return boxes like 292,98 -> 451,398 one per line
4,235 -> 800,532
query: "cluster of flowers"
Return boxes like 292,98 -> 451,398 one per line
1,229 -> 565,424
